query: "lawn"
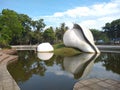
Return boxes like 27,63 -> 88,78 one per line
53,43 -> 81,56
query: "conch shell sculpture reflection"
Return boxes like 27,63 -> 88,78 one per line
63,24 -> 100,53
64,53 -> 99,79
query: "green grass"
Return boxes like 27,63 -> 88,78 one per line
53,43 -> 81,56
53,43 -> 65,49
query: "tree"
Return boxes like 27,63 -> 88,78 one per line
43,27 -> 55,44
34,19 -> 46,32
16,14 -> 32,45
90,29 -> 101,41
32,19 -> 46,44
0,9 -> 47,46
55,23 -> 68,43
0,9 -> 23,46
103,19 -> 120,40
90,29 -> 109,43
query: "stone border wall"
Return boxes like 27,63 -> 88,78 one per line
0,49 -> 20,90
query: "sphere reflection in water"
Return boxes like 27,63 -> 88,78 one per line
64,53 -> 100,79
37,52 -> 54,60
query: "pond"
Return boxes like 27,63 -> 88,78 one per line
7,50 -> 120,90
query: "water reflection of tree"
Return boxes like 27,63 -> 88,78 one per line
8,51 -> 120,84
8,50 -> 46,82
43,55 -> 55,66
55,55 -> 64,69
95,53 -> 120,74
8,51 -> 65,83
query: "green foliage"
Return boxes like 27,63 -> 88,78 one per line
0,9 -> 23,46
103,18 -> 120,40
90,29 -> 109,43
0,9 -> 46,46
36,19 -> 46,32
0,9 -> 69,46
43,27 -> 55,44
55,23 -> 68,43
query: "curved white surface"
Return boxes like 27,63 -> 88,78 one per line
37,52 -> 54,60
63,24 -> 100,53
37,42 -> 54,52
63,53 -> 100,78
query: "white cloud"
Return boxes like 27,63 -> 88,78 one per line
33,0 -> 120,30
65,7 -> 90,18
79,20 -> 97,29
53,12 -> 64,17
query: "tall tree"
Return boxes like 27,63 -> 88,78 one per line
103,19 -> 120,40
0,9 -> 46,46
90,29 -> 109,43
35,19 -> 46,32
16,14 -> 32,45
32,19 -> 46,44
55,23 -> 68,43
0,9 -> 23,46
43,27 -> 55,44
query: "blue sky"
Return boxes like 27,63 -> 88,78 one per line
0,0 -> 120,30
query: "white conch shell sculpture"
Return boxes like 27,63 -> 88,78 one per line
63,24 -> 100,53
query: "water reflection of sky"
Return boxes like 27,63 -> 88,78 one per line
88,61 -> 120,80
7,51 -> 120,90
45,63 -> 73,78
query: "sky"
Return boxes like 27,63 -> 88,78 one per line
0,0 -> 120,30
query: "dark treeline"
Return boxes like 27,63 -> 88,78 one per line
91,18 -> 120,44
103,19 -> 120,43
0,9 -> 68,47
0,9 -> 120,48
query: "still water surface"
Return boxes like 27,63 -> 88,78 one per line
8,51 -> 120,90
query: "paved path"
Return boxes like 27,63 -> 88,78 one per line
74,78 -> 120,90
0,50 -> 20,90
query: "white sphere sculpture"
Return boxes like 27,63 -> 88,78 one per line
37,42 -> 54,52
63,24 -> 100,53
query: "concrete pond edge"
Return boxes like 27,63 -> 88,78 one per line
0,49 -> 20,90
